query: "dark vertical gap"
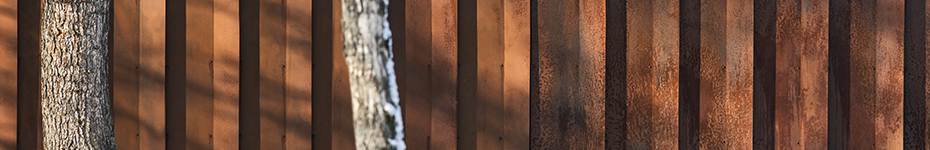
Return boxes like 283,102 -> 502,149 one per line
107,0 -> 116,135
16,0 -> 41,149
311,0 -> 335,148
752,0 -> 776,149
388,0 -> 405,143
604,0 -> 626,149
678,0 -> 700,149
165,0 -> 187,149
239,0 -> 259,148
828,0 -> 851,148
528,0 -> 538,148
904,0 -> 927,149
456,0 -> 477,149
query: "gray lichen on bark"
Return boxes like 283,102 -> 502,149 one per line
342,0 -> 406,149
40,0 -> 116,149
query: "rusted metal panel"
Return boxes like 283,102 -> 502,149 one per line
405,0 -> 432,148
114,0 -> 141,148
801,0 -> 829,148
752,0 -> 776,148
828,0 -> 851,148
698,0 -> 727,148
139,0 -> 167,148
605,0 -> 627,149
626,0 -> 656,148
874,0 -> 903,149
503,0 -> 530,149
775,0 -> 802,149
651,0 -> 678,148
0,0 -> 15,149
186,0 -> 215,149
213,0 -> 239,148
259,0 -> 287,148
330,1 -> 355,148
626,0 -> 678,148
904,0 -> 927,149
430,0 -> 457,149
477,0 -> 504,149
678,0 -> 699,148
725,0 -> 753,148
531,0 -> 603,149
850,0 -> 877,149
17,0 -> 41,148
285,0 -> 313,149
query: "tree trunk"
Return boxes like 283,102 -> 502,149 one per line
40,0 -> 116,149
343,0 -> 406,149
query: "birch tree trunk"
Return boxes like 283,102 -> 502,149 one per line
40,0 -> 116,149
342,0 -> 406,149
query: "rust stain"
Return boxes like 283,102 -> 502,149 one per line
850,0 -> 878,149
874,0 -> 904,149
800,0 -> 829,148
776,0 -> 801,149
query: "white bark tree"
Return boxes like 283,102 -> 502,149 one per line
40,0 -> 116,149
342,0 -> 406,149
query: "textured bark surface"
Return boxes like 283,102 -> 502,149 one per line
342,0 -> 406,149
40,0 -> 116,149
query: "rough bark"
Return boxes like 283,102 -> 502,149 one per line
342,0 -> 406,149
40,0 -> 116,149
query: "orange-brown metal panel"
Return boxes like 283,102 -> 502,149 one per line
114,0 -> 141,148
652,0 -> 678,148
578,0 -> 605,148
725,0 -> 753,148
405,0 -> 431,148
213,0 -> 239,148
331,1 -> 355,148
186,0 -> 215,148
503,0 -> 530,149
139,0 -> 167,148
874,0 -> 903,149
775,0 -> 801,149
698,0 -> 727,148
0,0 -> 14,149
477,0 -> 503,149
531,0 -> 602,149
850,0 -> 877,149
259,0 -> 287,148
626,0 -> 656,148
430,0 -> 457,149
800,0 -> 829,148
285,0 -> 313,149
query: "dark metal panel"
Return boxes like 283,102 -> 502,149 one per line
752,0 -> 776,148
904,0 -> 928,149
16,0 -> 40,148
605,0 -> 627,149
828,0 -> 851,148
678,0 -> 699,148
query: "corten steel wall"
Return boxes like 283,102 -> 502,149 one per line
6,0 -> 930,149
